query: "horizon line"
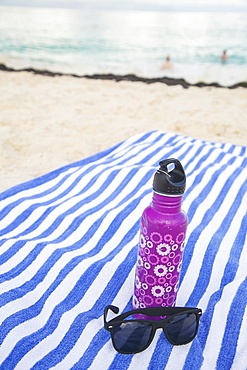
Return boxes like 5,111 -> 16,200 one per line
0,2 -> 247,13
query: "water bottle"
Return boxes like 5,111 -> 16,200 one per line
133,159 -> 188,318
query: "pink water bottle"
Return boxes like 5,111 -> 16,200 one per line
133,159 -> 188,316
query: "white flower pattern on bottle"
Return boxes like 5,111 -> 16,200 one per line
156,243 -> 171,256
169,265 -> 175,272
133,295 -> 139,308
144,262 -> 151,270
177,261 -> 182,272
140,234 -> 146,248
134,223 -> 186,309
151,285 -> 165,297
154,264 -> 168,277
135,275 -> 141,289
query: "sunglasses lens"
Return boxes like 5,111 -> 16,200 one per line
166,313 -> 198,345
112,321 -> 152,353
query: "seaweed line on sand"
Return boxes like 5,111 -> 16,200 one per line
0,63 -> 246,89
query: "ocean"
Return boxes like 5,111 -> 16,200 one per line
0,6 -> 247,86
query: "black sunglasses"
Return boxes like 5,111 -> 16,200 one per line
104,305 -> 202,354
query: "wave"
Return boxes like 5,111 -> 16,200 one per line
0,54 -> 247,88
136,61 -> 247,87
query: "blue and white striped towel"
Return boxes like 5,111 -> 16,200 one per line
0,131 -> 246,370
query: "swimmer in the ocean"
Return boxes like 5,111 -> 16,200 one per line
161,55 -> 173,70
221,50 -> 229,63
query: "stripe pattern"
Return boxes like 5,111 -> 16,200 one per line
0,131 -> 246,370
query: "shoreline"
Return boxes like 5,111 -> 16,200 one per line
0,63 -> 247,89
0,68 -> 246,193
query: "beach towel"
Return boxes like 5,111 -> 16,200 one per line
0,130 -> 246,370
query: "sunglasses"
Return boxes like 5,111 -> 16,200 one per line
104,305 -> 202,354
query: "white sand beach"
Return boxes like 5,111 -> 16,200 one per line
0,70 -> 246,193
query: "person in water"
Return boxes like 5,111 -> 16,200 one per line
221,50 -> 229,63
161,55 -> 173,70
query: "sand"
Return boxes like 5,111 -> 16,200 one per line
0,70 -> 246,193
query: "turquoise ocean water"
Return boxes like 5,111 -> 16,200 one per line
0,6 -> 247,86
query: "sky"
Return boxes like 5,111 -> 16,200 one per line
0,0 -> 247,12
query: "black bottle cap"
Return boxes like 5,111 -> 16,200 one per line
153,158 -> 186,196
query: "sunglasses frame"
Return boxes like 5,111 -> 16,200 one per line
104,305 -> 202,354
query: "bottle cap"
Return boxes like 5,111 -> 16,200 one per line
153,158 -> 186,196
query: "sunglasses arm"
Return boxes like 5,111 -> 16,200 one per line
104,305 -> 120,328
